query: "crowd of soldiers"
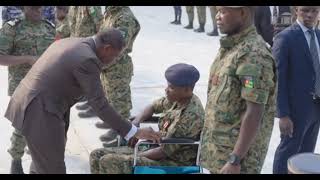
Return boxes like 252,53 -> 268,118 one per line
170,6 -> 219,36
0,6 -> 319,174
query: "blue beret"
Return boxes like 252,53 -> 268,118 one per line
165,63 -> 200,87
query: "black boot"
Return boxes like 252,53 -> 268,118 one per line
78,107 -> 97,118
10,159 -> 24,174
75,101 -> 90,110
95,121 -> 111,129
207,28 -> 219,36
184,22 -> 193,29
170,20 -> 178,24
194,24 -> 205,33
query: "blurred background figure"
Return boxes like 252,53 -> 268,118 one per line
55,6 -> 70,40
1,6 -> 23,25
170,6 -> 181,25
207,6 -> 218,36
184,6 -> 206,33
271,6 -> 292,36
254,6 -> 274,47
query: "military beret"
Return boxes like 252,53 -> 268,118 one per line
165,63 -> 200,87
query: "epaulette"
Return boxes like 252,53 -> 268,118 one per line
6,19 -> 21,27
44,19 -> 55,28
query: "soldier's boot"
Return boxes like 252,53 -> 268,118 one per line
194,23 -> 205,33
170,20 -> 178,24
207,28 -> 219,36
184,22 -> 193,29
176,16 -> 181,25
102,137 -> 127,148
75,101 -> 90,111
10,159 -> 24,174
99,130 -> 118,142
78,107 -> 97,118
95,121 -> 111,129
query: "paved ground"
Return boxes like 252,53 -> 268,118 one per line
0,6 -> 319,174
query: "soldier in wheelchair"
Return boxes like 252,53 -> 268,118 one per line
89,63 -> 205,174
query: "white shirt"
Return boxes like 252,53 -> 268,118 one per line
297,19 -> 320,64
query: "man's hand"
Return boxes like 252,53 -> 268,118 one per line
219,163 -> 241,174
279,116 -> 294,138
134,127 -> 161,143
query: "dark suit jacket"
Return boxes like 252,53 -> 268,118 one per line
254,6 -> 274,46
273,23 -> 319,123
5,37 -> 132,137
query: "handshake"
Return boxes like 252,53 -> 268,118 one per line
128,127 -> 161,148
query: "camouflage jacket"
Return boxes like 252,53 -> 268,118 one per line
152,94 -> 205,166
100,6 -> 140,56
42,6 -> 55,24
56,17 -> 70,39
69,6 -> 102,37
0,18 -> 55,95
200,25 -> 276,169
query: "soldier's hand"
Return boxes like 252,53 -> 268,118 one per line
128,136 -> 139,148
134,127 -> 161,143
279,116 -> 294,138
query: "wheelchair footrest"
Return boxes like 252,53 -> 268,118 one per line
133,166 -> 202,174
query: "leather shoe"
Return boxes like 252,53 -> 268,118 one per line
78,107 -> 97,118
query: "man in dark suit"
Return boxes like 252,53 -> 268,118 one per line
254,6 -> 274,46
272,6 -> 320,174
4,28 -> 161,174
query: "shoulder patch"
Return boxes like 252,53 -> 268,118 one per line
44,19 -> 55,28
6,19 -> 21,27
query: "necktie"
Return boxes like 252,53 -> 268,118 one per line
272,6 -> 278,24
308,29 -> 320,96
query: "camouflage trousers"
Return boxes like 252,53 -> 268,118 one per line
8,128 -> 27,160
100,55 -> 133,120
208,6 -> 217,29
185,6 -> 206,25
90,146 -> 179,174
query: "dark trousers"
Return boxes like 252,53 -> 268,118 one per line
273,101 -> 320,174
173,6 -> 182,21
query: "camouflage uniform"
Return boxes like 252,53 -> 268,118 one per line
185,6 -> 206,25
1,6 -> 23,25
90,95 -> 205,174
56,16 -> 70,39
100,6 -> 140,120
69,6 -> 102,37
0,18 -> 55,160
199,25 -> 276,174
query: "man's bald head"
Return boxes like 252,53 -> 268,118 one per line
95,28 -> 125,51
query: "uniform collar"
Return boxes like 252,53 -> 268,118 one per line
220,25 -> 257,49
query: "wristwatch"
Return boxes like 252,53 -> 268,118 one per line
228,153 -> 241,166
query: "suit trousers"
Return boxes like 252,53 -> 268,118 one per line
22,96 -> 68,174
273,101 -> 320,174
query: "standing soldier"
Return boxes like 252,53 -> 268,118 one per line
1,6 -> 23,25
200,6 -> 276,174
95,6 -> 140,147
0,6 -> 55,174
68,6 -> 103,117
184,6 -> 206,33
55,6 -> 70,40
207,6 -> 219,36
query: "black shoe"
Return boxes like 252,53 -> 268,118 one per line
194,26 -> 205,33
207,29 -> 219,36
99,130 -> 118,142
95,121 -> 111,129
78,107 -> 97,118
102,137 -> 127,148
75,101 -> 90,110
10,159 -> 24,174
184,23 -> 193,29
